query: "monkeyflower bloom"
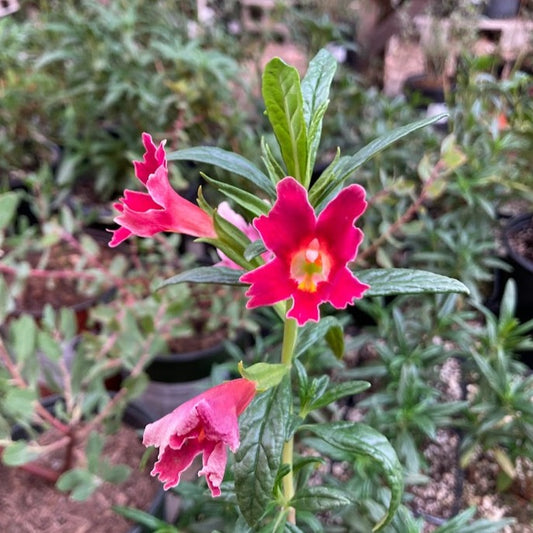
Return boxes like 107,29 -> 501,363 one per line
143,378 -> 256,496
109,133 -> 215,247
240,177 -> 369,325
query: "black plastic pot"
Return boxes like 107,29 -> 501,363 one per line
502,212 -> 533,324
138,330 -> 250,419
483,0 -> 521,18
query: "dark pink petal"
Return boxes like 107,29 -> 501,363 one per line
133,132 -> 167,184
326,267 -> 370,308
254,177 -> 316,257
287,290 -> 322,325
108,226 -> 132,248
122,189 -> 162,212
198,441 -> 228,497
240,259 -> 295,309
151,437 -> 204,490
316,184 -> 367,263
145,166 -> 216,238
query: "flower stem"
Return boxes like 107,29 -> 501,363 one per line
281,310 -> 298,523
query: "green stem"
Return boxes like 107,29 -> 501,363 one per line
280,309 -> 298,523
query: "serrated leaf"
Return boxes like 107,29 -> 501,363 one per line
309,113 -> 447,207
308,380 -> 371,411
303,422 -> 403,532
355,268 -> 470,297
291,486 -> 352,512
157,266 -> 244,290
234,378 -> 292,527
294,316 -> 343,358
202,173 -> 271,218
262,57 -> 308,184
1,441 -> 41,466
167,146 -> 275,197
301,49 -> 337,187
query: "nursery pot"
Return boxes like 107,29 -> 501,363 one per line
137,331 -> 248,419
502,212 -> 533,323
483,0 -> 521,18
6,396 -> 165,533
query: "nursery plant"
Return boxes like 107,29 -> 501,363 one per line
104,49 -> 471,531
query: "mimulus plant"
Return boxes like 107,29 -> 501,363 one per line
109,49 -> 469,530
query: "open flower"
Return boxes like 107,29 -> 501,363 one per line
240,177 -> 369,325
143,378 -> 256,496
109,133 -> 215,247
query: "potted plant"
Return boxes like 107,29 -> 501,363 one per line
92,274 -> 259,419
0,309 -> 165,532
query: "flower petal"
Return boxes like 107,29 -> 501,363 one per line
240,259 -> 295,308
198,441 -> 228,497
326,266 -> 369,309
316,184 -> 367,262
287,290 -> 322,325
133,132 -> 167,184
254,177 -> 316,257
151,438 -> 204,490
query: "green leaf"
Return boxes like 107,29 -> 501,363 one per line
302,422 -> 403,532
244,239 -> 267,262
3,388 -> 37,420
56,468 -> 99,501
291,486 -> 352,512
1,441 -> 40,466
262,57 -> 308,184
309,113 -> 447,207
37,331 -> 63,362
10,314 -> 37,364
355,268 -> 470,297
234,378 -> 292,527
294,316 -> 343,358
113,506 -> 177,532
0,191 -> 20,231
308,380 -> 371,411
202,173 -> 270,218
301,49 -> 337,187
157,266 -> 244,290
238,361 -> 290,392
167,146 -> 275,197
324,321 -> 344,359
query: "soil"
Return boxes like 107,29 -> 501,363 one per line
0,424 -> 161,533
8,232 -> 118,315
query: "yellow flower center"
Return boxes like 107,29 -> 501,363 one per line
290,238 -> 331,293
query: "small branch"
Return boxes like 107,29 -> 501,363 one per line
0,338 -> 70,435
359,161 -> 445,263
16,461 -> 60,483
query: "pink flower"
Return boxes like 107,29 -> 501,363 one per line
216,201 -> 264,269
240,177 -> 369,325
109,133 -> 216,247
143,378 -> 256,496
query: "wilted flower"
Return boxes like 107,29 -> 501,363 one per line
143,378 -> 256,496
